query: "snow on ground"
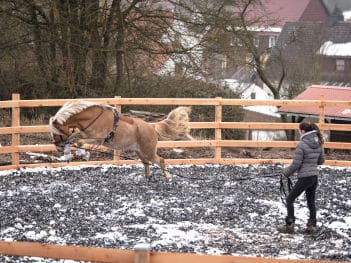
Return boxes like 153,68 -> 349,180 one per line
0,164 -> 350,262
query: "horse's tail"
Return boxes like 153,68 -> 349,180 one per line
154,106 -> 193,141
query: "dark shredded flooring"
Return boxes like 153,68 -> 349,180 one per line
0,164 -> 350,262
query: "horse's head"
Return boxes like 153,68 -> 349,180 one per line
49,116 -> 70,152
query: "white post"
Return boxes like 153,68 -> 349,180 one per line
134,243 -> 151,263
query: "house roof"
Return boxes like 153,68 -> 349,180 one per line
272,21 -> 351,58
258,0 -> 327,28
258,0 -> 351,27
278,85 -> 351,120
321,0 -> 351,15
319,41 -> 351,56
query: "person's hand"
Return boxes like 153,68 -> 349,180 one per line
280,172 -> 288,178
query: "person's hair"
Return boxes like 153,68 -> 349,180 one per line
299,122 -> 324,144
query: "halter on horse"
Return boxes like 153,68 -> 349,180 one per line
49,101 -> 193,179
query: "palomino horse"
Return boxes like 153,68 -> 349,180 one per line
49,101 -> 192,179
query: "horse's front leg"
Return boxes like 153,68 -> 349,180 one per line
143,162 -> 151,177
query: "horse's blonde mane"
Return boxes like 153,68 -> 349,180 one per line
49,101 -> 110,135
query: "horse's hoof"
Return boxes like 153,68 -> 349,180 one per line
165,175 -> 173,181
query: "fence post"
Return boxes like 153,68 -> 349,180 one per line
114,96 -> 122,162
318,95 -> 325,137
134,243 -> 151,263
215,97 -> 222,162
11,93 -> 20,167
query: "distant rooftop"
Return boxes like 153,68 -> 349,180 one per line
319,41 -> 351,57
259,0 -> 327,27
278,85 -> 351,121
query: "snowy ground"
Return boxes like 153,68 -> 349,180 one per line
0,164 -> 350,262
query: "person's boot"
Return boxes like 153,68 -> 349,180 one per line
306,219 -> 317,234
277,217 -> 295,234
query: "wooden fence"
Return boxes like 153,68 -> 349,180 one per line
1,94 -> 351,262
0,240 -> 349,263
1,94 -> 351,171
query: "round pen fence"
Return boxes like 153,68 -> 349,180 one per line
1,94 -> 351,170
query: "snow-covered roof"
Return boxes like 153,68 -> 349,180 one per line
319,41 -> 351,57
344,10 -> 351,21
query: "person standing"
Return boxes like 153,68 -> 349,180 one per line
279,122 -> 325,234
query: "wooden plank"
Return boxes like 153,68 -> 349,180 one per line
0,240 -> 133,263
219,140 -> 298,148
0,98 -> 121,108
151,252 -> 350,263
0,98 -> 219,108
1,140 -> 350,155
1,122 -> 350,135
157,140 -> 219,147
115,98 -> 219,105
221,99 -> 351,107
324,142 -> 351,149
0,241 -> 349,263
1,158 -> 350,172
218,122 -> 299,130
1,98 -> 351,108
0,125 -> 49,134
324,160 -> 351,166
0,145 -> 56,153
320,123 -> 351,131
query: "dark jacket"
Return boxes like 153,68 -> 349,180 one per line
283,130 -> 325,178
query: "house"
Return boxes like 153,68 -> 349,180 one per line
148,1 -> 351,84
240,84 -> 285,141
207,0 -> 351,86
267,21 -> 351,98
219,67 -> 284,141
206,1 -> 351,103
278,85 -> 351,142
206,0 -> 333,81
246,0 -> 351,53
250,0 -> 329,53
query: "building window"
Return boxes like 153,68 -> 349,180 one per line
250,92 -> 256,99
268,36 -> 277,48
253,36 -> 259,47
336,59 -> 345,71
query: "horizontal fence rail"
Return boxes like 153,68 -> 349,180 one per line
1,94 -> 351,171
0,240 -> 350,263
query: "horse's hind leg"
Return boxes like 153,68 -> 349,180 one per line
140,152 -> 171,179
141,154 -> 171,179
159,157 -> 172,180
137,152 -> 152,178
151,155 -> 172,180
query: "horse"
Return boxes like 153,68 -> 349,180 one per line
49,101 -> 193,179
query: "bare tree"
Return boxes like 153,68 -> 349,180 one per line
0,0 -> 310,101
